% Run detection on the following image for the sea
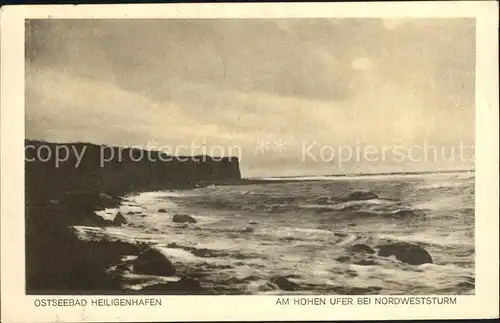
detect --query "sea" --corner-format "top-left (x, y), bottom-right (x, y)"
top-left (79, 171), bottom-right (475, 295)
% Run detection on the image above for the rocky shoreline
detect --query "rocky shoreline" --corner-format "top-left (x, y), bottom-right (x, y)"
top-left (26, 188), bottom-right (437, 295)
top-left (26, 190), bottom-right (211, 294)
top-left (25, 139), bottom-right (242, 294)
top-left (25, 140), bottom-right (439, 295)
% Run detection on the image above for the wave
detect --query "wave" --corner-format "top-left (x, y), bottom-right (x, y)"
top-left (415, 181), bottom-right (471, 190)
top-left (88, 189), bottom-right (474, 295)
top-left (334, 198), bottom-right (396, 208)
top-left (299, 196), bottom-right (425, 219)
top-left (410, 195), bottom-right (473, 213)
top-left (300, 200), bottom-right (392, 211)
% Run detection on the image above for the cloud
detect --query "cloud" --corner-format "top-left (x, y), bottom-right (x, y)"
top-left (25, 18), bottom-right (476, 176)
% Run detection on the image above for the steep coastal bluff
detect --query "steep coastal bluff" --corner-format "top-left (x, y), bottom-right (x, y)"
top-left (25, 139), bottom-right (241, 294)
top-left (25, 139), bottom-right (242, 202)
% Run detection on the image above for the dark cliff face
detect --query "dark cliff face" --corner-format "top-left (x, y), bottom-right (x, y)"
top-left (24, 139), bottom-right (241, 293)
top-left (25, 139), bottom-right (242, 202)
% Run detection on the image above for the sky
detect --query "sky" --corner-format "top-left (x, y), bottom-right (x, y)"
top-left (25, 19), bottom-right (476, 177)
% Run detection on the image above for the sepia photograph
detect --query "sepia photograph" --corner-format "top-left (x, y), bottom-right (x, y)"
top-left (23, 17), bottom-right (476, 296)
top-left (1, 2), bottom-right (498, 322)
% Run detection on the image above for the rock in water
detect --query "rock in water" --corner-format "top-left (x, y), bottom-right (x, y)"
top-left (258, 281), bottom-right (279, 292)
top-left (269, 276), bottom-right (300, 291)
top-left (377, 242), bottom-right (432, 265)
top-left (133, 248), bottom-right (176, 276)
top-left (343, 191), bottom-right (378, 201)
top-left (350, 244), bottom-right (376, 254)
top-left (99, 193), bottom-right (114, 201)
top-left (172, 214), bottom-right (197, 223)
top-left (112, 212), bottom-right (127, 225)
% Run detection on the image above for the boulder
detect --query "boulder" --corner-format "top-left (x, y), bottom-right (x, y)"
top-left (248, 220), bottom-right (258, 225)
top-left (133, 248), bottom-right (176, 276)
top-left (269, 276), bottom-right (300, 291)
top-left (112, 212), bottom-right (127, 226)
top-left (258, 281), bottom-right (280, 292)
top-left (342, 191), bottom-right (378, 201)
top-left (377, 242), bottom-right (432, 265)
top-left (99, 193), bottom-right (114, 201)
top-left (172, 214), bottom-right (197, 223)
top-left (158, 208), bottom-right (168, 213)
top-left (350, 244), bottom-right (375, 254)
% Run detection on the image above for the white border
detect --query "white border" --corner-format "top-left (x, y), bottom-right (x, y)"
top-left (1, 2), bottom-right (499, 322)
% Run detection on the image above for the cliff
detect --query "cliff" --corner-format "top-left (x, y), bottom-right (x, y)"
top-left (24, 139), bottom-right (242, 294)
top-left (25, 139), bottom-right (242, 202)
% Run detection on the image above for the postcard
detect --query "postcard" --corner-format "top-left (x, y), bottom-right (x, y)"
top-left (1, 1), bottom-right (498, 322)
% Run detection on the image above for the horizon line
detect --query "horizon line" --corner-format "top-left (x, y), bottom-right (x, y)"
top-left (246, 168), bottom-right (475, 180)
